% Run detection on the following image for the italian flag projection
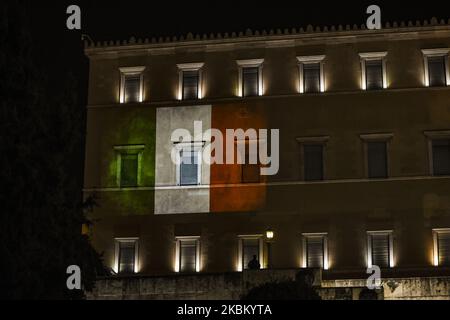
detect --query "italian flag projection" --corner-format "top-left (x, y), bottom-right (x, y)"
top-left (154, 103), bottom-right (268, 215)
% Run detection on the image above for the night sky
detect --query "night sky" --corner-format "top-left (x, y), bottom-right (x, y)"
top-left (28, 1), bottom-right (449, 107)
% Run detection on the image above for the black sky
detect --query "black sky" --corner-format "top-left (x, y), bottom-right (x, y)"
top-left (26, 1), bottom-right (450, 107)
top-left (34, 1), bottom-right (450, 41)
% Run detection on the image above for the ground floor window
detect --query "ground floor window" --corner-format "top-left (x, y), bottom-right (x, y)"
top-left (367, 231), bottom-right (394, 268)
top-left (176, 237), bottom-right (201, 273)
top-left (115, 238), bottom-right (139, 274)
top-left (302, 233), bottom-right (328, 270)
top-left (238, 236), bottom-right (263, 271)
top-left (434, 229), bottom-right (450, 266)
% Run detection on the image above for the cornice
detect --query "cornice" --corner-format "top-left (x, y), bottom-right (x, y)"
top-left (84, 17), bottom-right (450, 58)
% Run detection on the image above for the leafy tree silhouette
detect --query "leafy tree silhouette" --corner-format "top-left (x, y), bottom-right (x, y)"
top-left (0, 0), bottom-right (105, 299)
top-left (242, 270), bottom-right (322, 300)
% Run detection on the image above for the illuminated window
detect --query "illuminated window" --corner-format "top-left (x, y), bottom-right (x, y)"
top-left (297, 137), bottom-right (329, 182)
top-left (238, 236), bottom-right (263, 271)
top-left (242, 67), bottom-right (259, 97)
top-left (297, 55), bottom-right (325, 93)
top-left (422, 49), bottom-right (449, 87)
top-left (302, 233), bottom-right (328, 270)
top-left (175, 142), bottom-right (203, 186)
top-left (359, 52), bottom-right (387, 90)
top-left (115, 146), bottom-right (144, 188)
top-left (115, 238), bottom-right (139, 274)
top-left (425, 131), bottom-right (450, 176)
top-left (177, 63), bottom-right (204, 100)
top-left (237, 59), bottom-right (264, 97)
top-left (361, 134), bottom-right (393, 179)
top-left (176, 237), bottom-right (200, 273)
top-left (433, 229), bottom-right (450, 266)
top-left (119, 66), bottom-right (145, 103)
top-left (367, 231), bottom-right (394, 269)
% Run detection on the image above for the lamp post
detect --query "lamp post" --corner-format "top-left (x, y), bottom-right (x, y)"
top-left (266, 229), bottom-right (275, 269)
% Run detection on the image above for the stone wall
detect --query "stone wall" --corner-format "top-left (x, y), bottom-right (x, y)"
top-left (322, 277), bottom-right (450, 300)
top-left (88, 269), bottom-right (450, 300)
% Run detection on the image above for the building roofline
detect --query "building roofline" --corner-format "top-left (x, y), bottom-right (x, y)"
top-left (84, 17), bottom-right (450, 56)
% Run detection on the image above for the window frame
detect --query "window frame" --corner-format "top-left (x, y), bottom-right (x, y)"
top-left (175, 236), bottom-right (201, 273)
top-left (302, 233), bottom-right (329, 270)
top-left (297, 55), bottom-right (326, 93)
top-left (424, 131), bottom-right (450, 176)
top-left (174, 142), bottom-right (204, 186)
top-left (114, 145), bottom-right (145, 188)
top-left (359, 52), bottom-right (388, 90)
top-left (360, 133), bottom-right (393, 179)
top-left (433, 229), bottom-right (450, 267)
top-left (114, 238), bottom-right (139, 274)
top-left (237, 235), bottom-right (264, 272)
top-left (296, 136), bottom-right (329, 182)
top-left (236, 139), bottom-right (261, 184)
top-left (367, 230), bottom-right (394, 269)
top-left (119, 66), bottom-right (146, 104)
top-left (422, 49), bottom-right (450, 87)
top-left (177, 63), bottom-right (205, 100)
top-left (237, 59), bottom-right (264, 97)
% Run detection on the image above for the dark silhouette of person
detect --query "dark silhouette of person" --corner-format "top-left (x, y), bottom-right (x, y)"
top-left (248, 255), bottom-right (261, 270)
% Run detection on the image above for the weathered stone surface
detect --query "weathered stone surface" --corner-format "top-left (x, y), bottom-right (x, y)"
top-left (88, 270), bottom-right (450, 300)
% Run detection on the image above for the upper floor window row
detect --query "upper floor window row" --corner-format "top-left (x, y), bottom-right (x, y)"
top-left (296, 132), bottom-right (450, 182)
top-left (118, 49), bottom-right (449, 104)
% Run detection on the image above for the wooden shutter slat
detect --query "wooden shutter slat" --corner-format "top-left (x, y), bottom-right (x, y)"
top-left (242, 67), bottom-right (259, 97)
top-left (367, 142), bottom-right (388, 178)
top-left (371, 234), bottom-right (390, 268)
top-left (432, 140), bottom-right (450, 176)
top-left (307, 237), bottom-right (324, 268)
top-left (438, 233), bottom-right (450, 266)
top-left (365, 60), bottom-right (383, 90)
top-left (428, 56), bottom-right (447, 87)
top-left (124, 75), bottom-right (141, 103)
top-left (183, 71), bottom-right (199, 100)
top-left (303, 63), bottom-right (321, 93)
top-left (304, 145), bottom-right (324, 181)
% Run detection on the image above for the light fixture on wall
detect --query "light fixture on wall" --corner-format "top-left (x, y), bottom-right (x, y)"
top-left (266, 229), bottom-right (275, 269)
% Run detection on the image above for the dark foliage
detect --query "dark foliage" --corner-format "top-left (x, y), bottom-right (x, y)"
top-left (242, 270), bottom-right (322, 300)
top-left (0, 0), bottom-right (105, 299)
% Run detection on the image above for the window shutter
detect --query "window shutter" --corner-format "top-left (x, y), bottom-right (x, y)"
top-left (242, 144), bottom-right (260, 183)
top-left (242, 67), bottom-right (259, 97)
top-left (365, 59), bottom-right (383, 90)
top-left (367, 142), bottom-right (388, 178)
top-left (124, 75), bottom-right (141, 103)
top-left (371, 234), bottom-right (390, 268)
top-left (243, 239), bottom-right (260, 270)
top-left (180, 150), bottom-right (199, 186)
top-left (180, 240), bottom-right (197, 273)
top-left (119, 242), bottom-right (136, 274)
top-left (304, 145), bottom-right (324, 181)
top-left (432, 140), bottom-right (450, 176)
top-left (428, 56), bottom-right (447, 87)
top-left (242, 164), bottom-right (260, 183)
top-left (182, 70), bottom-right (199, 100)
top-left (120, 154), bottom-right (138, 187)
top-left (303, 63), bottom-right (321, 93)
top-left (306, 236), bottom-right (324, 268)
top-left (438, 233), bottom-right (450, 266)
